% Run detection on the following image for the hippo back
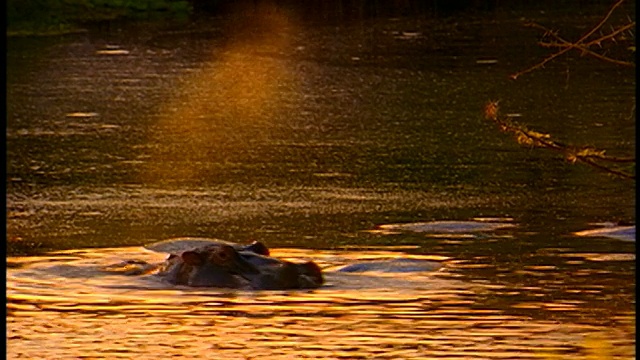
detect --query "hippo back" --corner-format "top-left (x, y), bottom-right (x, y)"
top-left (146, 238), bottom-right (323, 290)
top-left (146, 238), bottom-right (267, 264)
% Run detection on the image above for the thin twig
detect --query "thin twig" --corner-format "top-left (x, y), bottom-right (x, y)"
top-left (484, 101), bottom-right (635, 180)
top-left (538, 40), bottom-right (634, 66)
top-left (510, 47), bottom-right (570, 79)
top-left (575, 0), bottom-right (626, 44)
top-left (578, 48), bottom-right (634, 66)
top-left (511, 0), bottom-right (634, 79)
top-left (583, 22), bottom-right (635, 47)
top-left (627, 103), bottom-right (636, 121)
top-left (582, 154), bottom-right (635, 163)
top-left (579, 157), bottom-right (635, 179)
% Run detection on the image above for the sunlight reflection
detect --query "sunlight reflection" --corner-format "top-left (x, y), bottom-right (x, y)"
top-left (142, 5), bottom-right (299, 185)
top-left (8, 245), bottom-right (636, 359)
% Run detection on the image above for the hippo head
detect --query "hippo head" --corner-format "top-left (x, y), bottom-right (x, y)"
top-left (239, 255), bottom-right (325, 290)
top-left (158, 243), bottom-right (260, 288)
top-left (157, 241), bottom-right (324, 290)
top-left (260, 260), bottom-right (324, 290)
top-left (294, 261), bottom-right (324, 289)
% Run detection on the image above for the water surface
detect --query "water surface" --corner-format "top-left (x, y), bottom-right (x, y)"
top-left (6, 6), bottom-right (635, 359)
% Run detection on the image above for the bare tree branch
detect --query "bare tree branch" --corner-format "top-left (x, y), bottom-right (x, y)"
top-left (484, 101), bottom-right (635, 180)
top-left (511, 0), bottom-right (634, 79)
top-left (536, 21), bottom-right (635, 67)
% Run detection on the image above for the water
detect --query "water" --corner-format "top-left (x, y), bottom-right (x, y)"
top-left (6, 5), bottom-right (635, 359)
top-left (6, 238), bottom-right (636, 359)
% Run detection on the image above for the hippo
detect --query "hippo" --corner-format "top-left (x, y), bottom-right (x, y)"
top-left (104, 238), bottom-right (324, 290)
top-left (157, 242), bottom-right (260, 288)
top-left (157, 241), bottom-right (324, 290)
top-left (107, 238), bottom-right (441, 290)
top-left (105, 239), bottom-right (269, 277)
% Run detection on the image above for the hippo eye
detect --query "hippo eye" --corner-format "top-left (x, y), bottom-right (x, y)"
top-left (217, 250), bottom-right (229, 260)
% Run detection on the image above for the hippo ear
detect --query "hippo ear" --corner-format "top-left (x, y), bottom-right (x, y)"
top-left (246, 241), bottom-right (270, 256)
top-left (181, 251), bottom-right (204, 266)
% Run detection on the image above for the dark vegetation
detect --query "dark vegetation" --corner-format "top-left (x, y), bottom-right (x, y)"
top-left (7, 0), bottom-right (627, 36)
top-left (7, 0), bottom-right (192, 36)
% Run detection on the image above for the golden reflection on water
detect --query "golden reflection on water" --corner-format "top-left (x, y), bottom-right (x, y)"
top-left (7, 247), bottom-right (635, 359)
top-left (142, 5), bottom-right (298, 185)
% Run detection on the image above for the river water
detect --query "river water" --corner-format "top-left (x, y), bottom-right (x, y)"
top-left (6, 5), bottom-right (635, 359)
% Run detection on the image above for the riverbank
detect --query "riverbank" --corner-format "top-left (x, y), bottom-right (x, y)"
top-left (8, 0), bottom-right (628, 37)
top-left (7, 0), bottom-right (192, 37)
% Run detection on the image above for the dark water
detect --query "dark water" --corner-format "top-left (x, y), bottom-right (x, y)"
top-left (6, 6), bottom-right (635, 359)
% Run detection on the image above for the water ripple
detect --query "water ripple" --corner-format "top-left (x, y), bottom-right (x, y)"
top-left (8, 246), bottom-right (635, 359)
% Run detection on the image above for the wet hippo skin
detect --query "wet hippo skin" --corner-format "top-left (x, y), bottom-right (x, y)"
top-left (156, 241), bottom-right (324, 290)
